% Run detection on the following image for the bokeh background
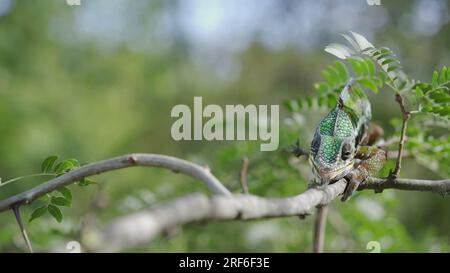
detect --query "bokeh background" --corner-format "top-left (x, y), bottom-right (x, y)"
top-left (0, 0), bottom-right (449, 252)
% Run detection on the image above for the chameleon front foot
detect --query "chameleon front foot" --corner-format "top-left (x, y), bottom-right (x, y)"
top-left (341, 172), bottom-right (362, 202)
top-left (341, 146), bottom-right (387, 201)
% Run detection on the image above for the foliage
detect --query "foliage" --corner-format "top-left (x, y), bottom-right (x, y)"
top-left (19, 155), bottom-right (94, 223)
top-left (285, 32), bottom-right (449, 178)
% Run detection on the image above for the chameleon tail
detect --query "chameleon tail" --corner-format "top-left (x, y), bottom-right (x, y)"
top-left (338, 77), bottom-right (354, 108)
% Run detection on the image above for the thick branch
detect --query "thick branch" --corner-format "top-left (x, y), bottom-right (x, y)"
top-left (94, 181), bottom-right (346, 251)
top-left (92, 177), bottom-right (449, 251)
top-left (0, 154), bottom-right (231, 213)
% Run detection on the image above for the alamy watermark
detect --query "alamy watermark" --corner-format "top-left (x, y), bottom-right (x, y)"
top-left (366, 241), bottom-right (382, 253)
top-left (366, 0), bottom-right (381, 6)
top-left (66, 0), bottom-right (81, 6)
top-left (66, 240), bottom-right (82, 253)
top-left (171, 97), bottom-right (279, 151)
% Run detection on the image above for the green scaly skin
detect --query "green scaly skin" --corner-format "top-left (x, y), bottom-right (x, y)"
top-left (309, 78), bottom-right (387, 201)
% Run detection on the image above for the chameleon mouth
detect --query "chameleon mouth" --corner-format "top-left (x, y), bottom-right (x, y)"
top-left (310, 157), bottom-right (354, 181)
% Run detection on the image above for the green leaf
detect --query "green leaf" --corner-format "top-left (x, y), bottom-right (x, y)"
top-left (79, 177), bottom-right (95, 187)
top-left (29, 206), bottom-right (47, 222)
top-left (429, 89), bottom-right (450, 103)
top-left (387, 65), bottom-right (401, 72)
top-left (359, 79), bottom-right (378, 94)
top-left (326, 94), bottom-right (337, 108)
top-left (41, 155), bottom-right (59, 173)
top-left (415, 86), bottom-right (424, 99)
top-left (439, 66), bottom-right (447, 84)
top-left (371, 49), bottom-right (381, 57)
top-left (323, 65), bottom-right (341, 86)
top-left (48, 204), bottom-right (63, 223)
top-left (447, 67), bottom-right (450, 82)
top-left (317, 95), bottom-right (326, 107)
top-left (296, 97), bottom-right (304, 109)
top-left (381, 58), bottom-right (397, 66)
top-left (314, 82), bottom-right (329, 95)
top-left (378, 47), bottom-right (392, 54)
top-left (282, 100), bottom-right (293, 112)
top-left (432, 71), bottom-right (439, 88)
top-left (306, 97), bottom-right (313, 108)
top-left (364, 59), bottom-right (376, 76)
top-left (373, 78), bottom-right (383, 87)
top-left (348, 59), bottom-right (365, 76)
top-left (377, 70), bottom-right (388, 82)
top-left (54, 160), bottom-right (75, 174)
top-left (422, 105), bottom-right (433, 112)
top-left (51, 196), bottom-right (71, 207)
top-left (334, 61), bottom-right (349, 82)
top-left (38, 193), bottom-right (50, 202)
top-left (376, 52), bottom-right (392, 61)
top-left (57, 186), bottom-right (72, 201)
top-left (65, 158), bottom-right (80, 167)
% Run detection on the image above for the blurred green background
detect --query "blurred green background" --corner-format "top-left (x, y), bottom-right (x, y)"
top-left (0, 0), bottom-right (448, 252)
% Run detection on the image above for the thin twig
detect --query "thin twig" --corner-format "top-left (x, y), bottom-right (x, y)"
top-left (240, 157), bottom-right (249, 194)
top-left (12, 206), bottom-right (33, 253)
top-left (290, 139), bottom-right (310, 158)
top-left (391, 93), bottom-right (411, 178)
top-left (313, 205), bottom-right (328, 253)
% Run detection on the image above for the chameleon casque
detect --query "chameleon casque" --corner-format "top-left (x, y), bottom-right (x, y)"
top-left (309, 78), bottom-right (387, 201)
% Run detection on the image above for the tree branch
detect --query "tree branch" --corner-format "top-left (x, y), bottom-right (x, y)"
top-left (91, 177), bottom-right (449, 251)
top-left (359, 177), bottom-right (450, 194)
top-left (313, 205), bottom-right (328, 253)
top-left (0, 153), bottom-right (231, 213)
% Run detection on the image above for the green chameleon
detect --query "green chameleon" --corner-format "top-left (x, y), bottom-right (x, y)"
top-left (299, 78), bottom-right (387, 201)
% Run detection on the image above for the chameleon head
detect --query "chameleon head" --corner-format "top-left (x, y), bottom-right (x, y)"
top-left (309, 134), bottom-right (356, 183)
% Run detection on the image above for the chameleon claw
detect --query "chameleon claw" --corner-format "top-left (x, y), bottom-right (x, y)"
top-left (341, 173), bottom-right (361, 202)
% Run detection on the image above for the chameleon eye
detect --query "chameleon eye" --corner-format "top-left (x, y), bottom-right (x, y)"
top-left (341, 143), bottom-right (352, 160)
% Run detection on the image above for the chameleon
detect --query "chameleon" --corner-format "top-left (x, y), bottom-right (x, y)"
top-left (308, 78), bottom-right (387, 201)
